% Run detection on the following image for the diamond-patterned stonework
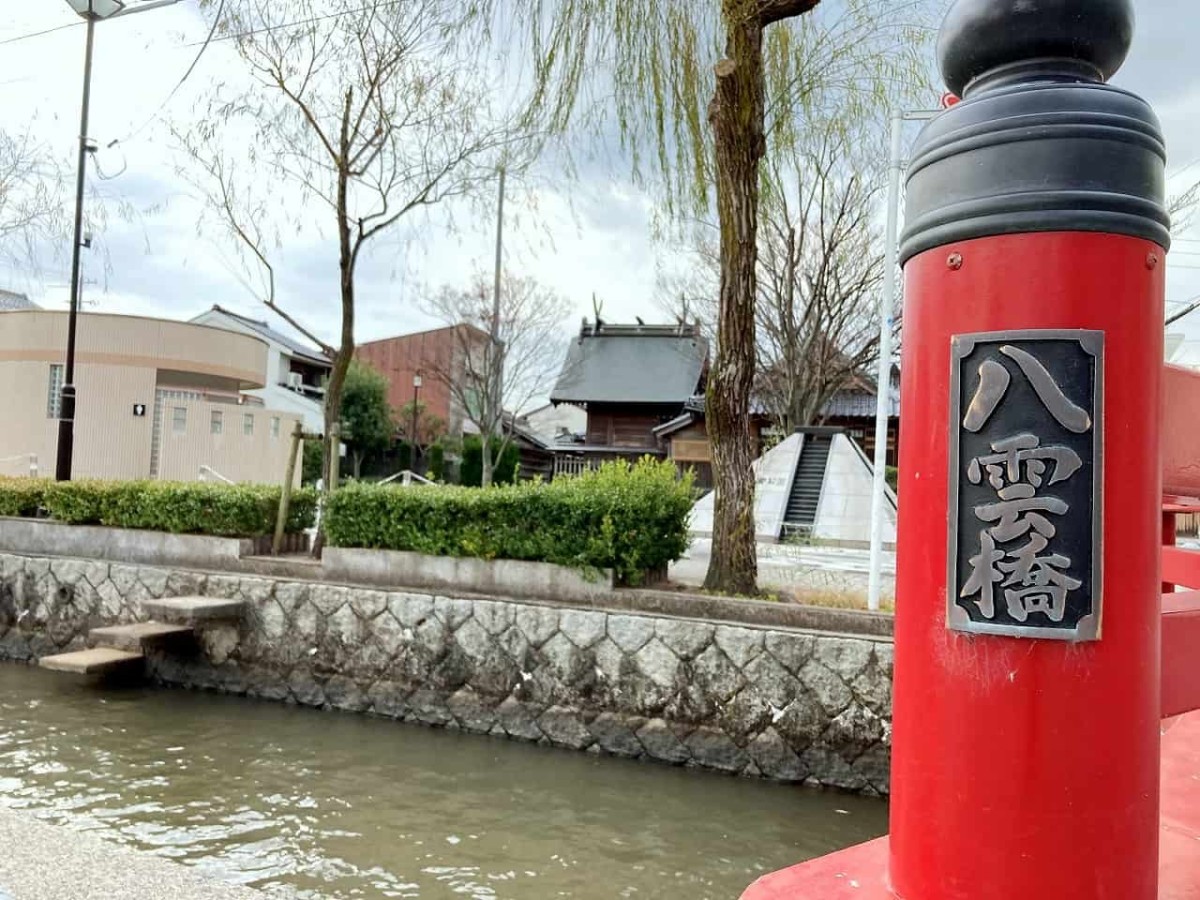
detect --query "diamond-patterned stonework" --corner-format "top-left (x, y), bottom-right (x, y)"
top-left (0, 552), bottom-right (894, 794)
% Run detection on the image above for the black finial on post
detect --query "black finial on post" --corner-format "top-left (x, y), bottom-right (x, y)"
top-left (938, 0), bottom-right (1135, 97)
top-left (899, 0), bottom-right (1168, 265)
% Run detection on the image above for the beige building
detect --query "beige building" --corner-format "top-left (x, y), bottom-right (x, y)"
top-left (0, 310), bottom-right (301, 485)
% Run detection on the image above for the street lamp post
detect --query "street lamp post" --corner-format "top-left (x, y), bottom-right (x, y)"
top-left (411, 374), bottom-right (422, 473)
top-left (55, 0), bottom-right (180, 482)
top-left (866, 107), bottom-right (943, 612)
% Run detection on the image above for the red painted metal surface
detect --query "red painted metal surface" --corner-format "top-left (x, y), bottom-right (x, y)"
top-left (1163, 591), bottom-right (1200, 719)
top-left (1159, 710), bottom-right (1200, 899)
top-left (1163, 366), bottom-right (1200, 498)
top-left (1164, 546), bottom-right (1200, 590)
top-left (741, 710), bottom-right (1200, 900)
top-left (740, 838), bottom-right (892, 900)
top-left (1164, 510), bottom-right (1178, 593)
top-left (891, 233), bottom-right (1164, 900)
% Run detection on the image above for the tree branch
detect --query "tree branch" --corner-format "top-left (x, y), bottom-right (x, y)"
top-left (758, 0), bottom-right (821, 28)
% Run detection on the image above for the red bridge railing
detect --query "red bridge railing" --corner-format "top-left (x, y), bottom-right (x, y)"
top-left (1160, 364), bottom-right (1200, 721)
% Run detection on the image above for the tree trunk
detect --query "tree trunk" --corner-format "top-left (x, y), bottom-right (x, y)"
top-left (313, 136), bottom-right (356, 556)
top-left (703, 0), bottom-right (766, 596)
top-left (481, 437), bottom-right (494, 487)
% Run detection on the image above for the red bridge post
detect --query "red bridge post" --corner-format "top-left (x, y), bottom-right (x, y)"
top-left (892, 1), bottom-right (1168, 897)
top-left (742, 1), bottom-right (1181, 898)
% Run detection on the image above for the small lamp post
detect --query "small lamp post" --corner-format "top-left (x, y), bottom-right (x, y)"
top-left (55, 0), bottom-right (180, 482)
top-left (410, 374), bottom-right (422, 473)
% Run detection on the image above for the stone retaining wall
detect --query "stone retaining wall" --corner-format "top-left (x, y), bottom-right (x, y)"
top-left (0, 552), bottom-right (893, 794)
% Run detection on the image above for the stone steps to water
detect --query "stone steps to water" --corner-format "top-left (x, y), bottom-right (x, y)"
top-left (89, 622), bottom-right (195, 652)
top-left (141, 596), bottom-right (246, 625)
top-left (37, 596), bottom-right (244, 679)
top-left (39, 647), bottom-right (145, 676)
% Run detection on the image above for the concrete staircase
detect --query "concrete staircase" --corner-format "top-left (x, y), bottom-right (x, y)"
top-left (782, 433), bottom-right (833, 538)
top-left (38, 597), bottom-right (244, 679)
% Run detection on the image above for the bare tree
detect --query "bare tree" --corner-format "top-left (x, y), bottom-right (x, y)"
top-left (754, 126), bottom-right (887, 432)
top-left (423, 271), bottom-right (570, 486)
top-left (0, 129), bottom-right (65, 270)
top-left (180, 0), bottom-right (540, 524)
top-left (661, 115), bottom-right (889, 435)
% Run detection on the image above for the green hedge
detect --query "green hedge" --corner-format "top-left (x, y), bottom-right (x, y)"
top-left (325, 457), bottom-right (693, 584)
top-left (460, 435), bottom-right (519, 486)
top-left (0, 478), bottom-right (49, 517)
top-left (0, 479), bottom-right (316, 538)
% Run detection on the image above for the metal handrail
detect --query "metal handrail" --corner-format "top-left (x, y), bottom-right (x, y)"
top-left (0, 454), bottom-right (38, 477)
top-left (198, 465), bottom-right (235, 485)
top-left (378, 469), bottom-right (436, 487)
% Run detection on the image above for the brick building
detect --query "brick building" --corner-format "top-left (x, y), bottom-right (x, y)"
top-left (356, 323), bottom-right (491, 438)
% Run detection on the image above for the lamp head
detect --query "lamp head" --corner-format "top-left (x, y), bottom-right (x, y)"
top-left (64, 0), bottom-right (127, 19)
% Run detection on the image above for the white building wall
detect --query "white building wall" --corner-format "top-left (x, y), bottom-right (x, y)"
top-left (156, 396), bottom-right (302, 486)
top-left (190, 309), bottom-right (325, 434)
top-left (688, 433), bottom-right (805, 542)
top-left (812, 434), bottom-right (897, 548)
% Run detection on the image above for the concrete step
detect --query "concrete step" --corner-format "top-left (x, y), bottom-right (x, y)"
top-left (89, 622), bottom-right (194, 652)
top-left (141, 596), bottom-right (245, 625)
top-left (39, 647), bottom-right (144, 676)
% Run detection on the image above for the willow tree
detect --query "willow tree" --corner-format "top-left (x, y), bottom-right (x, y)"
top-left (494, 0), bottom-right (932, 593)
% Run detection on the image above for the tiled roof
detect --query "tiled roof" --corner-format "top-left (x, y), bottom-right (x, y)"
top-left (0, 290), bottom-right (37, 311)
top-left (204, 305), bottom-right (331, 366)
top-left (822, 388), bottom-right (900, 418)
top-left (550, 321), bottom-right (708, 405)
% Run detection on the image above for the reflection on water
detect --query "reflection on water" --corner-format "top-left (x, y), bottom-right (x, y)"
top-left (0, 664), bottom-right (886, 899)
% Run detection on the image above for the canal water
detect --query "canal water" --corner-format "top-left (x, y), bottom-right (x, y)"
top-left (0, 664), bottom-right (886, 899)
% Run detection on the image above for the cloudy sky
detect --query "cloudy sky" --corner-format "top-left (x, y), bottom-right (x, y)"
top-left (1, 0), bottom-right (1199, 361)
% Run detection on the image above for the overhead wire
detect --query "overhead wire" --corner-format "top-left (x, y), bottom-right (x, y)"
top-left (0, 20), bottom-right (81, 47)
top-left (107, 0), bottom-right (226, 149)
top-left (181, 0), bottom-right (407, 47)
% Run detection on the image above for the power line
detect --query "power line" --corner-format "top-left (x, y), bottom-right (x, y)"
top-left (109, 0), bottom-right (226, 148)
top-left (1167, 294), bottom-right (1200, 327)
top-left (182, 0), bottom-right (406, 47)
top-left (0, 20), bottom-right (81, 47)
top-left (1170, 155), bottom-right (1200, 182)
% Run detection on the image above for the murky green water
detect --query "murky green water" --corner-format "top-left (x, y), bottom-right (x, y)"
top-left (0, 664), bottom-right (886, 899)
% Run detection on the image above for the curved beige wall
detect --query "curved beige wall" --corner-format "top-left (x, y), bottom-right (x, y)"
top-left (0, 311), bottom-right (267, 388)
top-left (0, 311), bottom-right (284, 482)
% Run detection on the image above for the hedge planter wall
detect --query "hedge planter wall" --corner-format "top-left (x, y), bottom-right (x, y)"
top-left (326, 459), bottom-right (694, 585)
top-left (0, 479), bottom-right (316, 538)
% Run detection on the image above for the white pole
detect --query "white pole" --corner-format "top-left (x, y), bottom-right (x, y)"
top-left (867, 111), bottom-right (905, 612)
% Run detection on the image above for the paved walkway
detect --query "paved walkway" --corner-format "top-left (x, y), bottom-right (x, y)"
top-left (671, 538), bottom-right (897, 599)
top-left (0, 808), bottom-right (280, 900)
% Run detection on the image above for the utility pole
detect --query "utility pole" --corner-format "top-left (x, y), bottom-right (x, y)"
top-left (490, 164), bottom-right (506, 409)
top-left (482, 164), bottom-right (507, 485)
top-left (492, 165), bottom-right (506, 336)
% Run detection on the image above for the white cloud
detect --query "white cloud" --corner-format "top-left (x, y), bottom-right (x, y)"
top-left (1, 1), bottom-right (1199, 349)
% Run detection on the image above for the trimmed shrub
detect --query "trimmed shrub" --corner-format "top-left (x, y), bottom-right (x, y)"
top-left (325, 457), bottom-right (694, 585)
top-left (40, 480), bottom-right (317, 538)
top-left (427, 443), bottom-right (446, 482)
top-left (0, 478), bottom-right (49, 518)
top-left (460, 435), bottom-right (519, 486)
top-left (302, 439), bottom-right (324, 486)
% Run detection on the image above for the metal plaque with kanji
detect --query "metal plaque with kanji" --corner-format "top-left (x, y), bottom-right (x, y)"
top-left (948, 330), bottom-right (1103, 641)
